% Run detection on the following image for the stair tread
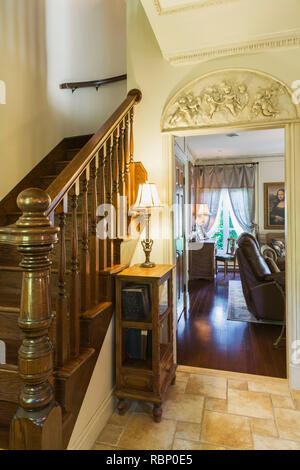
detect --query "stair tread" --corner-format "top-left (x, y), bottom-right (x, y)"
top-left (81, 301), bottom-right (112, 320)
top-left (0, 266), bottom-right (21, 272)
top-left (54, 347), bottom-right (95, 378)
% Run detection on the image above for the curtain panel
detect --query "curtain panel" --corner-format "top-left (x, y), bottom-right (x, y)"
top-left (194, 164), bottom-right (256, 234)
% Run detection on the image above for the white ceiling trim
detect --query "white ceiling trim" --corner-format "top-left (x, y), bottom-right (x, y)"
top-left (152, 0), bottom-right (240, 15)
top-left (165, 30), bottom-right (300, 65)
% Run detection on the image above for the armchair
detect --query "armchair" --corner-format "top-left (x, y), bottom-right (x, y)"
top-left (236, 233), bottom-right (285, 324)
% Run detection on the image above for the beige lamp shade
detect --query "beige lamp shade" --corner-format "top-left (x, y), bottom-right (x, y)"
top-left (133, 182), bottom-right (161, 209)
top-left (198, 203), bottom-right (210, 216)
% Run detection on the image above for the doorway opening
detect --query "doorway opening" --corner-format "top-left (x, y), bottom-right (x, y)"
top-left (174, 127), bottom-right (286, 378)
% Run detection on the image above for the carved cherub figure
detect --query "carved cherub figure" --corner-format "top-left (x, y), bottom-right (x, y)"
top-left (252, 85), bottom-right (280, 117)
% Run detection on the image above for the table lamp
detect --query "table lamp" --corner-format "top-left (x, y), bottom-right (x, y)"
top-left (133, 182), bottom-right (161, 268)
top-left (196, 203), bottom-right (211, 240)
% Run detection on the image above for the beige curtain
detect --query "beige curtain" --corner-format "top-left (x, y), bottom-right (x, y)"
top-left (195, 164), bottom-right (256, 233)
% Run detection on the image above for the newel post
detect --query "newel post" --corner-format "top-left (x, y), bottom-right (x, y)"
top-left (9, 188), bottom-right (63, 450)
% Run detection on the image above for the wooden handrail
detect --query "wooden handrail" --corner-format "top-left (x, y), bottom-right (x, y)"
top-left (60, 74), bottom-right (127, 93)
top-left (46, 89), bottom-right (142, 215)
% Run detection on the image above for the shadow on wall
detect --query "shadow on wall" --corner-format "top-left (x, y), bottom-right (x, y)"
top-left (0, 0), bottom-right (66, 200)
top-left (0, 0), bottom-right (127, 201)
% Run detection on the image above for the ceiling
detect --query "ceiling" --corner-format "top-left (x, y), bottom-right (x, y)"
top-left (185, 128), bottom-right (285, 160)
top-left (141, 0), bottom-right (300, 65)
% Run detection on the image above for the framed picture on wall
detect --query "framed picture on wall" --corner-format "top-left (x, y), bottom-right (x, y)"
top-left (264, 182), bottom-right (285, 230)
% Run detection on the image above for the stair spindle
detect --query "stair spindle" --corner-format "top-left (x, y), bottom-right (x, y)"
top-left (124, 113), bottom-right (131, 210)
top-left (129, 107), bottom-right (136, 208)
top-left (113, 128), bottom-right (120, 245)
top-left (70, 181), bottom-right (80, 358)
top-left (119, 119), bottom-right (127, 238)
top-left (106, 134), bottom-right (114, 267)
top-left (81, 167), bottom-right (91, 311)
top-left (56, 196), bottom-right (69, 366)
top-left (90, 155), bottom-right (100, 305)
top-left (98, 145), bottom-right (107, 271)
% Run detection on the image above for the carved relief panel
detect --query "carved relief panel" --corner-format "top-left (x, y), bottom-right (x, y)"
top-left (162, 70), bottom-right (299, 131)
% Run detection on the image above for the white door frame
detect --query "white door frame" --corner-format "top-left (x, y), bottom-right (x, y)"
top-left (163, 119), bottom-right (300, 387)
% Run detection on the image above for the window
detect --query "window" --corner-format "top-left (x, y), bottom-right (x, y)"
top-left (208, 189), bottom-right (243, 254)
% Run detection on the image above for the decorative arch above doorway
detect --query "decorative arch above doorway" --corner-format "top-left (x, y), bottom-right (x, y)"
top-left (161, 69), bottom-right (300, 132)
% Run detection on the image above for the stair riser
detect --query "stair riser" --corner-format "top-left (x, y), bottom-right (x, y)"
top-left (0, 311), bottom-right (21, 341)
top-left (80, 304), bottom-right (113, 350)
top-left (0, 245), bottom-right (20, 267)
top-left (0, 368), bottom-right (22, 404)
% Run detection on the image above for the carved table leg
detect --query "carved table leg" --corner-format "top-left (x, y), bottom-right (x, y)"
top-left (171, 375), bottom-right (176, 385)
top-left (117, 399), bottom-right (126, 416)
top-left (153, 403), bottom-right (162, 423)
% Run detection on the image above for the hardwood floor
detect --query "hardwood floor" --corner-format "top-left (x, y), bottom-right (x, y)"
top-left (177, 272), bottom-right (287, 378)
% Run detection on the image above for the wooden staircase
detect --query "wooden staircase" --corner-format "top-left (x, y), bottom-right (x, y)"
top-left (0, 89), bottom-right (147, 449)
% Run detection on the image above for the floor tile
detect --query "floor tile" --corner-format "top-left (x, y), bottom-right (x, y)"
top-left (175, 421), bottom-right (201, 441)
top-left (248, 380), bottom-right (290, 396)
top-left (253, 434), bottom-right (300, 450)
top-left (134, 401), bottom-right (153, 415)
top-left (118, 414), bottom-right (176, 450)
top-left (176, 371), bottom-right (190, 383)
top-left (271, 394), bottom-right (295, 410)
top-left (228, 379), bottom-right (248, 391)
top-left (167, 380), bottom-right (186, 394)
top-left (173, 438), bottom-right (226, 450)
top-left (93, 444), bottom-right (124, 451)
top-left (227, 388), bottom-right (273, 419)
top-left (108, 402), bottom-right (135, 426)
top-left (186, 374), bottom-right (227, 399)
top-left (275, 408), bottom-right (300, 441)
top-left (250, 418), bottom-right (277, 437)
top-left (96, 424), bottom-right (124, 446)
top-left (163, 392), bottom-right (204, 423)
top-left (205, 397), bottom-right (227, 413)
top-left (201, 410), bottom-right (253, 450)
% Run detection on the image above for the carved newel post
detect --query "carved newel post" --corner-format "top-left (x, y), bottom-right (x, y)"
top-left (9, 188), bottom-right (63, 450)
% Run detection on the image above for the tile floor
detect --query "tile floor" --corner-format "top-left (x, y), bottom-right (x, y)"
top-left (93, 366), bottom-right (300, 451)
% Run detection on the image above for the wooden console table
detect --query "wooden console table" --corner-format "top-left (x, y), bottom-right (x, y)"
top-left (188, 240), bottom-right (216, 281)
top-left (115, 264), bottom-right (177, 422)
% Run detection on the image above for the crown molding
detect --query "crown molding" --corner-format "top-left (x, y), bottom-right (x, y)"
top-left (153, 0), bottom-right (240, 15)
top-left (165, 32), bottom-right (300, 65)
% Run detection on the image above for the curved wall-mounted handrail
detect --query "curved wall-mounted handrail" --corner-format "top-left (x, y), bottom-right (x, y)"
top-left (60, 74), bottom-right (127, 93)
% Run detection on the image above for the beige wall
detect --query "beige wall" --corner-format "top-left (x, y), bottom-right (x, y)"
top-left (0, 0), bottom-right (126, 200)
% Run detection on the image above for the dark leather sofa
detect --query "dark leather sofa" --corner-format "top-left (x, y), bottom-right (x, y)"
top-left (236, 233), bottom-right (285, 322)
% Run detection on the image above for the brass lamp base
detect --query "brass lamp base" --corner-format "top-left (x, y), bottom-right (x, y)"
top-left (140, 261), bottom-right (156, 268)
top-left (140, 238), bottom-right (155, 268)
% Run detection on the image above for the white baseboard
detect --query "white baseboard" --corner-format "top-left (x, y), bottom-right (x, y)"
top-left (68, 388), bottom-right (117, 450)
